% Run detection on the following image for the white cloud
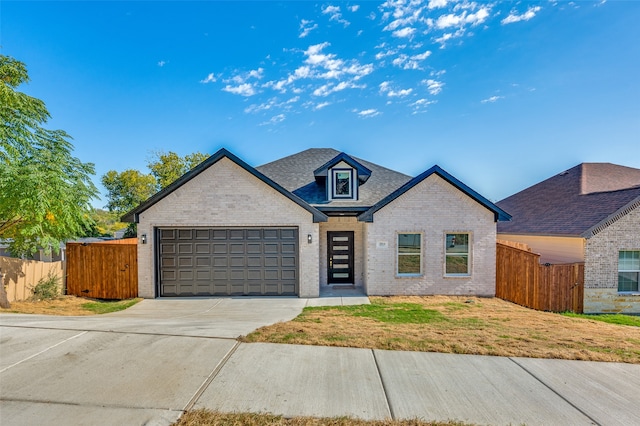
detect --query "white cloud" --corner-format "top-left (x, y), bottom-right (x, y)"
top-left (354, 108), bottom-right (381, 118)
top-left (314, 101), bottom-right (331, 110)
top-left (322, 4), bottom-right (350, 26)
top-left (501, 6), bottom-right (542, 25)
top-left (349, 5), bottom-right (360, 12)
top-left (393, 27), bottom-right (416, 38)
top-left (481, 95), bottom-right (504, 103)
top-left (423, 79), bottom-right (445, 95)
top-left (259, 114), bottom-right (286, 126)
top-left (157, 60), bottom-right (166, 67)
top-left (435, 7), bottom-right (490, 29)
top-left (299, 19), bottom-right (318, 38)
top-left (411, 50), bottom-right (432, 60)
top-left (200, 73), bottom-right (216, 84)
top-left (223, 83), bottom-right (256, 96)
top-left (391, 51), bottom-right (431, 70)
top-left (313, 81), bottom-right (365, 97)
top-left (428, 0), bottom-right (449, 9)
top-left (380, 81), bottom-right (413, 97)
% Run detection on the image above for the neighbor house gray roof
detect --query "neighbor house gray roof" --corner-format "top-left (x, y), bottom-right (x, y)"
top-left (256, 148), bottom-right (413, 210)
top-left (497, 163), bottom-right (640, 238)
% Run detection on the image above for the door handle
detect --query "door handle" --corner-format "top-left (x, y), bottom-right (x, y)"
top-left (329, 258), bottom-right (333, 268)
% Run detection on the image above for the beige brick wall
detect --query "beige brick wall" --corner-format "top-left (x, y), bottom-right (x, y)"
top-left (584, 207), bottom-right (640, 313)
top-left (365, 174), bottom-right (497, 296)
top-left (136, 157), bottom-right (320, 298)
top-left (319, 217), bottom-right (365, 287)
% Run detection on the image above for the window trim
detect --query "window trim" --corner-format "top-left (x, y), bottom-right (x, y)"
top-left (331, 168), bottom-right (354, 199)
top-left (618, 250), bottom-right (640, 294)
top-left (397, 232), bottom-right (423, 276)
top-left (444, 232), bottom-right (471, 277)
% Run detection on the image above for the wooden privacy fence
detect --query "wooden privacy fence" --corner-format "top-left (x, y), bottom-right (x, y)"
top-left (66, 239), bottom-right (138, 299)
top-left (496, 242), bottom-right (584, 313)
top-left (0, 257), bottom-right (64, 302)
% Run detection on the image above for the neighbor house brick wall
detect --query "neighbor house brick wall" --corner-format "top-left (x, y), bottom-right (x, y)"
top-left (136, 157), bottom-right (319, 298)
top-left (365, 174), bottom-right (497, 296)
top-left (319, 217), bottom-right (365, 287)
top-left (584, 206), bottom-right (640, 314)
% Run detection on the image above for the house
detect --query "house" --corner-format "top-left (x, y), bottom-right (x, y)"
top-left (123, 148), bottom-right (510, 299)
top-left (497, 163), bottom-right (640, 314)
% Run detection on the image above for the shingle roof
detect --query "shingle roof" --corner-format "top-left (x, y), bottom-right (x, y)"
top-left (497, 163), bottom-right (640, 237)
top-left (122, 148), bottom-right (328, 223)
top-left (256, 148), bottom-right (412, 207)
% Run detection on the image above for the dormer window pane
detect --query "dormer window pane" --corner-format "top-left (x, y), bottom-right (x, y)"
top-left (333, 170), bottom-right (352, 198)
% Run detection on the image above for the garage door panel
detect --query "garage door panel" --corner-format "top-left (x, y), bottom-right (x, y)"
top-left (159, 227), bottom-right (298, 297)
top-left (247, 257), bottom-right (261, 267)
top-left (230, 257), bottom-right (244, 267)
top-left (213, 244), bottom-right (227, 254)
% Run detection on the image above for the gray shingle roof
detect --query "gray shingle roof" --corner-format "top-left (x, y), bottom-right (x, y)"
top-left (256, 148), bottom-right (412, 207)
top-left (497, 163), bottom-right (640, 237)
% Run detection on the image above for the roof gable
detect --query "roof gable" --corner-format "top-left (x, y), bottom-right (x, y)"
top-left (358, 165), bottom-right (511, 223)
top-left (256, 148), bottom-right (412, 210)
top-left (313, 152), bottom-right (372, 184)
top-left (122, 148), bottom-right (328, 223)
top-left (497, 163), bottom-right (640, 237)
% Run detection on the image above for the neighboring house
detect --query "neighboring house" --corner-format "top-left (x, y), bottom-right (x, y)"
top-left (0, 241), bottom-right (65, 262)
top-left (123, 148), bottom-right (510, 299)
top-left (497, 163), bottom-right (640, 314)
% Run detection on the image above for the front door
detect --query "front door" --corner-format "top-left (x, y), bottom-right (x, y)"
top-left (327, 231), bottom-right (354, 284)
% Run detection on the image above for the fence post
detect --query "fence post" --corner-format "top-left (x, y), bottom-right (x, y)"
top-left (0, 268), bottom-right (9, 308)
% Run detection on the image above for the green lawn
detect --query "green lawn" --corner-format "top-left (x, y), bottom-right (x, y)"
top-left (562, 312), bottom-right (640, 327)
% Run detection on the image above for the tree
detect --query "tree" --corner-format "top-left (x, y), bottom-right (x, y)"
top-left (148, 150), bottom-right (208, 190)
top-left (101, 170), bottom-right (156, 215)
top-left (0, 55), bottom-right (98, 256)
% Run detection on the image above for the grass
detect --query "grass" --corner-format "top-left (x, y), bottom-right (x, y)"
top-left (81, 298), bottom-right (141, 314)
top-left (243, 296), bottom-right (640, 364)
top-left (562, 312), bottom-right (640, 327)
top-left (0, 296), bottom-right (141, 316)
top-left (173, 410), bottom-right (471, 426)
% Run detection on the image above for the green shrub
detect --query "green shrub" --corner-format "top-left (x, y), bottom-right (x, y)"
top-left (30, 272), bottom-right (60, 301)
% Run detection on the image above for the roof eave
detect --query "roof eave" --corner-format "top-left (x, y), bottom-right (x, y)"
top-left (580, 196), bottom-right (640, 238)
top-left (122, 148), bottom-right (328, 224)
top-left (358, 165), bottom-right (511, 223)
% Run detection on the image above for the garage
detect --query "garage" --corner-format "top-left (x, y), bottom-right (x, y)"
top-left (158, 227), bottom-right (298, 297)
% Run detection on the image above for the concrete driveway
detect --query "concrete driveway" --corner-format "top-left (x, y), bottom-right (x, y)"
top-left (1, 297), bottom-right (639, 426)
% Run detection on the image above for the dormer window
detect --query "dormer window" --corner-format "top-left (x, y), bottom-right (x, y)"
top-left (313, 152), bottom-right (372, 202)
top-left (333, 169), bottom-right (353, 198)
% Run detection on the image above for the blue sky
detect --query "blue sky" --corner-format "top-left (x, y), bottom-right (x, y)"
top-left (3, 1), bottom-right (639, 207)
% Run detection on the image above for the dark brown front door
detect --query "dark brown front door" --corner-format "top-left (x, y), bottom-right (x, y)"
top-left (327, 231), bottom-right (354, 284)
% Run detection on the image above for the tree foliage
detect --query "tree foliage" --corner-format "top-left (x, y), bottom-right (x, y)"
top-left (0, 55), bottom-right (98, 256)
top-left (101, 170), bottom-right (157, 215)
top-left (147, 150), bottom-right (208, 190)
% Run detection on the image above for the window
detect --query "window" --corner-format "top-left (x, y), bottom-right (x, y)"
top-left (332, 169), bottom-right (352, 198)
top-left (618, 251), bottom-right (640, 292)
top-left (398, 233), bottom-right (421, 275)
top-left (445, 233), bottom-right (470, 275)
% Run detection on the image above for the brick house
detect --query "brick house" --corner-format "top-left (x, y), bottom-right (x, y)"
top-left (497, 163), bottom-right (640, 313)
top-left (123, 148), bottom-right (510, 298)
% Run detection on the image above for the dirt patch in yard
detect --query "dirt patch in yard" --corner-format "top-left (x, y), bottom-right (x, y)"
top-left (0, 296), bottom-right (140, 316)
top-left (243, 296), bottom-right (640, 364)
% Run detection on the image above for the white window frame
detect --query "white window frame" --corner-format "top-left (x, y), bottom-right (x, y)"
top-left (397, 233), bottom-right (422, 276)
top-left (331, 168), bottom-right (354, 199)
top-left (618, 250), bottom-right (640, 293)
top-left (444, 232), bottom-right (471, 276)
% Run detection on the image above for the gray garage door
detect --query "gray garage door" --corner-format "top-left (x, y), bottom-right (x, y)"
top-left (158, 227), bottom-right (298, 297)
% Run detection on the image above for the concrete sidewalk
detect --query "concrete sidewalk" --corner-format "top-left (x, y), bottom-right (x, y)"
top-left (1, 298), bottom-right (639, 425)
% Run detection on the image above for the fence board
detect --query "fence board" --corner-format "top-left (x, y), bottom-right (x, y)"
top-left (496, 243), bottom-right (584, 313)
top-left (0, 257), bottom-right (64, 302)
top-left (66, 239), bottom-right (137, 299)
